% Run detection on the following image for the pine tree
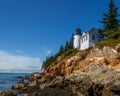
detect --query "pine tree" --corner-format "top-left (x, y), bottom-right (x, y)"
top-left (59, 44), bottom-right (64, 53)
top-left (98, 28), bottom-right (106, 40)
top-left (65, 41), bottom-right (69, 51)
top-left (100, 0), bottom-right (120, 34)
top-left (68, 33), bottom-right (74, 49)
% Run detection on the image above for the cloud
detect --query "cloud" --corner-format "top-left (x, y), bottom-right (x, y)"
top-left (0, 50), bottom-right (41, 73)
top-left (15, 50), bottom-right (24, 54)
top-left (41, 46), bottom-right (53, 56)
top-left (46, 50), bottom-right (52, 55)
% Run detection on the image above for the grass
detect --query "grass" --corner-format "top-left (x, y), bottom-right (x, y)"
top-left (96, 30), bottom-right (120, 48)
top-left (61, 48), bottom-right (79, 59)
top-left (96, 38), bottom-right (120, 48)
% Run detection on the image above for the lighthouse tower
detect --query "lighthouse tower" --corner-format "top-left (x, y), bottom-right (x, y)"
top-left (73, 28), bottom-right (82, 49)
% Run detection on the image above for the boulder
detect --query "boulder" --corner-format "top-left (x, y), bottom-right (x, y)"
top-left (115, 43), bottom-right (120, 53)
top-left (28, 80), bottom-right (37, 87)
top-left (12, 83), bottom-right (25, 89)
top-left (37, 87), bottom-right (76, 96)
top-left (0, 90), bottom-right (17, 96)
top-left (88, 65), bottom-right (116, 84)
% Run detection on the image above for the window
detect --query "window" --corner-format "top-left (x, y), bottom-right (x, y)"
top-left (92, 35), bottom-right (95, 40)
top-left (86, 36), bottom-right (87, 40)
top-left (81, 38), bottom-right (83, 43)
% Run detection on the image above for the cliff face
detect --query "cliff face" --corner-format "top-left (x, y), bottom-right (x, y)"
top-left (44, 44), bottom-right (120, 77)
top-left (12, 44), bottom-right (120, 96)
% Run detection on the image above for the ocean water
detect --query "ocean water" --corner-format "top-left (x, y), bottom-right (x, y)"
top-left (0, 73), bottom-right (30, 91)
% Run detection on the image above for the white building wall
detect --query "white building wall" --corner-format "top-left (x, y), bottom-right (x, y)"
top-left (80, 34), bottom-right (89, 50)
top-left (73, 35), bottom-right (80, 49)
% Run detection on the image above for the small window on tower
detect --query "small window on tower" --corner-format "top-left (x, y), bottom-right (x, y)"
top-left (81, 38), bottom-right (83, 43)
top-left (86, 36), bottom-right (87, 40)
top-left (92, 35), bottom-right (95, 40)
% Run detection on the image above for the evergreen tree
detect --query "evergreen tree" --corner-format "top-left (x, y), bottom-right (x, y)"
top-left (98, 28), bottom-right (106, 40)
top-left (68, 33), bottom-right (74, 49)
top-left (100, 0), bottom-right (120, 34)
top-left (65, 41), bottom-right (69, 51)
top-left (59, 44), bottom-right (64, 53)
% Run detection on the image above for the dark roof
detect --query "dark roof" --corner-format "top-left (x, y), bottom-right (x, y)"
top-left (88, 27), bottom-right (96, 33)
top-left (75, 27), bottom-right (82, 35)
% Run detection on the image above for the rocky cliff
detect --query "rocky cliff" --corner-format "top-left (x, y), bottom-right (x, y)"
top-left (10, 44), bottom-right (120, 96)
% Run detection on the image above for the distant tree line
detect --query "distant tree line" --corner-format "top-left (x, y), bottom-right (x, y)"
top-left (41, 33), bottom-right (74, 70)
top-left (59, 33), bottom-right (74, 53)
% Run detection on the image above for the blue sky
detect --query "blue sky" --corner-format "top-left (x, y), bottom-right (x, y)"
top-left (0, 0), bottom-right (120, 73)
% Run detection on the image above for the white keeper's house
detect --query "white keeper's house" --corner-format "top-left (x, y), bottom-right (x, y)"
top-left (73, 27), bottom-right (99, 50)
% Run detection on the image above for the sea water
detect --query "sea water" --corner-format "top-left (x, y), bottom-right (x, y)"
top-left (0, 73), bottom-right (30, 91)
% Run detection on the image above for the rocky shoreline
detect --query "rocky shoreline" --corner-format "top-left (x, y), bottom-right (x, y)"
top-left (1, 44), bottom-right (120, 96)
top-left (11, 65), bottom-right (120, 96)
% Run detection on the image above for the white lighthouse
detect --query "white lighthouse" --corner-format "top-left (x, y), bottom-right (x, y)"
top-left (73, 27), bottom-right (99, 50)
top-left (73, 28), bottom-right (82, 49)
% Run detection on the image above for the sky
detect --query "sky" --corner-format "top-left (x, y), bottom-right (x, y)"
top-left (0, 0), bottom-right (120, 73)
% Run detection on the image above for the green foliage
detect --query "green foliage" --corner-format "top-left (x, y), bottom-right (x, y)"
top-left (42, 56), bottom-right (56, 70)
top-left (98, 28), bottom-right (106, 40)
top-left (59, 44), bottom-right (64, 53)
top-left (68, 33), bottom-right (74, 49)
top-left (100, 0), bottom-right (120, 36)
top-left (65, 41), bottom-right (69, 51)
top-left (59, 33), bottom-right (74, 54)
top-left (100, 0), bottom-right (120, 38)
top-left (41, 48), bottom-right (79, 70)
top-left (41, 33), bottom-right (75, 70)
top-left (108, 29), bottom-right (120, 39)
top-left (96, 29), bottom-right (120, 48)
top-left (96, 38), bottom-right (120, 48)
top-left (62, 48), bottom-right (78, 59)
